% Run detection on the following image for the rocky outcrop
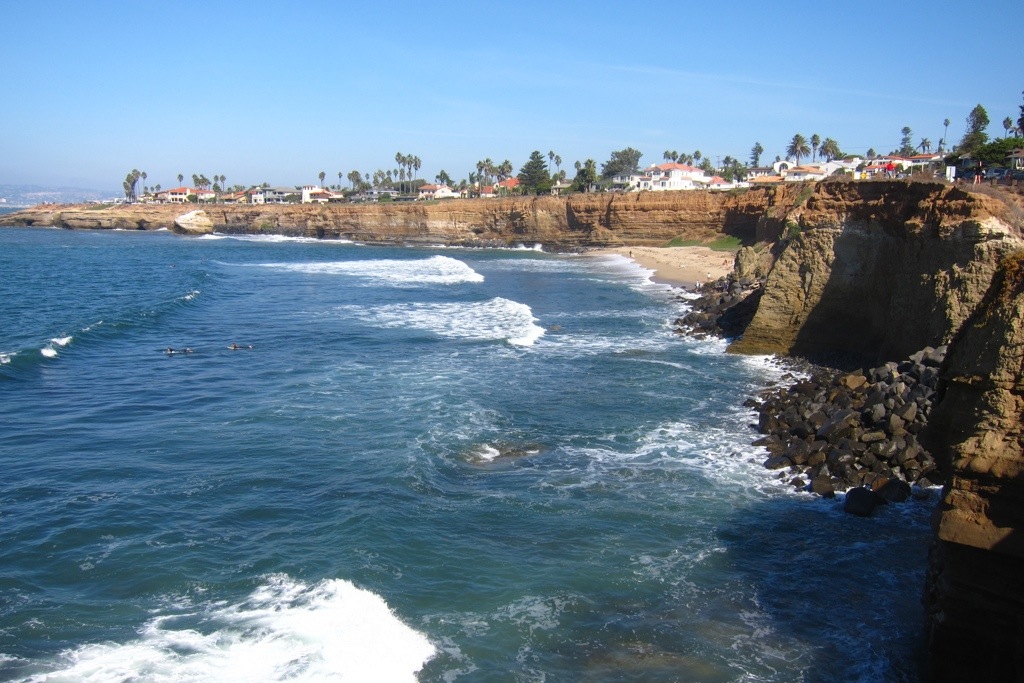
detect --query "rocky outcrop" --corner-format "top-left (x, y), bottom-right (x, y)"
top-left (746, 348), bottom-right (946, 499)
top-left (0, 187), bottom-right (803, 249)
top-left (727, 181), bottom-right (1022, 365)
top-left (173, 210), bottom-right (214, 234)
top-left (921, 251), bottom-right (1024, 681)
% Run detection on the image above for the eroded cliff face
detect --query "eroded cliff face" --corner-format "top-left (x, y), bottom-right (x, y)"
top-left (921, 251), bottom-right (1024, 681)
top-left (728, 181), bottom-right (1022, 365)
top-left (0, 188), bottom-right (801, 248)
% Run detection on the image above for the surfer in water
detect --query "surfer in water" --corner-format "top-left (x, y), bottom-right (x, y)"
top-left (229, 343), bottom-right (253, 350)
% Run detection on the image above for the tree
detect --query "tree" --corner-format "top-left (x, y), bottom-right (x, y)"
top-left (141, 171), bottom-right (148, 195)
top-left (819, 138), bottom-right (842, 161)
top-left (867, 148), bottom-right (876, 159)
top-left (786, 134), bottom-right (810, 165)
top-left (436, 169), bottom-right (453, 186)
top-left (958, 104), bottom-right (990, 154)
top-left (1018, 90), bottom-right (1024, 135)
top-left (749, 142), bottom-right (764, 167)
top-left (693, 150), bottom-right (702, 164)
top-left (177, 173), bottom-right (184, 187)
top-left (1004, 117), bottom-right (1014, 138)
top-left (517, 150), bottom-right (551, 195)
top-left (571, 159), bottom-right (598, 192)
top-left (318, 171), bottom-right (326, 187)
top-left (663, 150), bottom-right (679, 162)
top-left (897, 126), bottom-right (915, 156)
top-left (347, 170), bottom-right (362, 190)
top-left (811, 134), bottom-right (821, 163)
top-left (600, 147), bottom-right (643, 178)
top-left (918, 138), bottom-right (932, 153)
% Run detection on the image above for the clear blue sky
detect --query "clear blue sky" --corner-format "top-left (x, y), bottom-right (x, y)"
top-left (1, 1), bottom-right (1021, 191)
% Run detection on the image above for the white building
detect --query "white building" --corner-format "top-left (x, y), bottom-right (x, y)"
top-left (417, 184), bottom-right (459, 200)
top-left (615, 163), bottom-right (713, 191)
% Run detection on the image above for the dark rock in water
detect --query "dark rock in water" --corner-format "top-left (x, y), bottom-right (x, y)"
top-left (763, 454), bottom-right (792, 470)
top-left (810, 476), bottom-right (836, 498)
top-left (876, 478), bottom-right (912, 503)
top-left (844, 487), bottom-right (881, 516)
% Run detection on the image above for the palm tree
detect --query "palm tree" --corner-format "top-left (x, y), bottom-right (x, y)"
top-left (140, 171), bottom-right (148, 196)
top-left (318, 171), bottom-right (326, 187)
top-left (918, 138), bottom-right (932, 153)
top-left (786, 134), bottom-right (810, 165)
top-left (810, 134), bottom-right (820, 163)
top-left (338, 172), bottom-right (343, 189)
top-left (819, 138), bottom-right (841, 162)
top-left (1004, 117), bottom-right (1014, 138)
top-left (177, 173), bottom-right (184, 187)
top-left (693, 150), bottom-right (702, 164)
top-left (942, 118), bottom-right (950, 151)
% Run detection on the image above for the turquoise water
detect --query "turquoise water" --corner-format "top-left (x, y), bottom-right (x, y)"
top-left (0, 226), bottom-right (930, 681)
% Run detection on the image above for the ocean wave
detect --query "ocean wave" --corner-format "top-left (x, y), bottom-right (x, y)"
top-left (17, 575), bottom-right (434, 683)
top-left (207, 233), bottom-right (354, 245)
top-left (341, 297), bottom-right (545, 346)
top-left (249, 255), bottom-right (484, 286)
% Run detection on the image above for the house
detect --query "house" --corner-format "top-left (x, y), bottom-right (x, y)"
top-left (784, 165), bottom-right (828, 182)
top-left (615, 163), bottom-right (713, 191)
top-left (495, 178), bottom-right (520, 195)
top-left (703, 176), bottom-right (735, 190)
top-left (301, 185), bottom-right (333, 203)
top-left (417, 184), bottom-right (459, 200)
top-left (1008, 148), bottom-right (1024, 170)
top-left (748, 175), bottom-right (785, 185)
top-left (550, 180), bottom-right (573, 196)
top-left (746, 167), bottom-right (776, 180)
top-left (249, 187), bottom-right (295, 204)
top-left (356, 187), bottom-right (401, 202)
top-left (157, 187), bottom-right (215, 203)
top-left (477, 185), bottom-right (495, 198)
top-left (219, 191), bottom-right (247, 204)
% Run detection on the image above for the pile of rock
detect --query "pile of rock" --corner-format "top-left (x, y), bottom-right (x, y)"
top-left (672, 275), bottom-right (764, 339)
top-left (746, 346), bottom-right (948, 515)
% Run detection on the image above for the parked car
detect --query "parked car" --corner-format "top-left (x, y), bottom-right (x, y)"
top-left (985, 167), bottom-right (1007, 180)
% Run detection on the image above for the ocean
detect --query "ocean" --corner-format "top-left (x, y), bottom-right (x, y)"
top-left (0, 225), bottom-right (931, 682)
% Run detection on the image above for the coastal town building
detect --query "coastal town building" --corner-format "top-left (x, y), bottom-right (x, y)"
top-left (249, 187), bottom-right (295, 204)
top-left (301, 185), bottom-right (345, 203)
top-left (155, 187), bottom-right (215, 203)
top-left (417, 184), bottom-right (459, 200)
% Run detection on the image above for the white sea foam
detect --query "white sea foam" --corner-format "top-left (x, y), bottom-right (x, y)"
top-left (23, 575), bottom-right (434, 683)
top-left (39, 347), bottom-right (57, 358)
top-left (0, 352), bottom-right (11, 365)
top-left (212, 233), bottom-right (354, 245)
top-left (254, 255), bottom-right (483, 286)
top-left (51, 336), bottom-right (72, 347)
top-left (343, 297), bottom-right (545, 346)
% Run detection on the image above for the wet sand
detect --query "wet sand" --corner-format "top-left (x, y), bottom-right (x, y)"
top-left (590, 246), bottom-right (735, 289)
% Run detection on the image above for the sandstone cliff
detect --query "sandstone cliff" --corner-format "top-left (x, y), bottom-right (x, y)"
top-left (921, 251), bottom-right (1024, 681)
top-left (728, 181), bottom-right (1022, 365)
top-left (0, 188), bottom-right (802, 248)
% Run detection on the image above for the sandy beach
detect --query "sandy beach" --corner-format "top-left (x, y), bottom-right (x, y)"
top-left (591, 246), bottom-right (736, 289)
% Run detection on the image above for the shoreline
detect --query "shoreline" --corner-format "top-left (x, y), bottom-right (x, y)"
top-left (589, 245), bottom-right (736, 289)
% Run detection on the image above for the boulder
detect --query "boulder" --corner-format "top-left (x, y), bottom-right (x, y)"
top-left (173, 210), bottom-right (215, 235)
top-left (844, 487), bottom-right (881, 517)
